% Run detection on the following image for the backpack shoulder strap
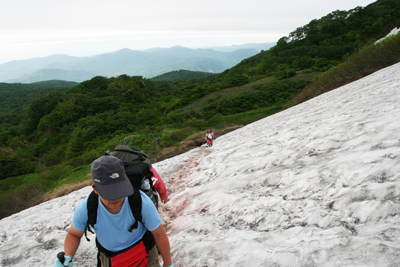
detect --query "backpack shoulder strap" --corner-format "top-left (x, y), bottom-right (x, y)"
top-left (127, 188), bottom-right (156, 251)
top-left (85, 190), bottom-right (99, 241)
top-left (128, 187), bottom-right (143, 232)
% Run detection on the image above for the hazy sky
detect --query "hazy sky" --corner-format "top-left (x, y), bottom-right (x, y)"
top-left (1, 0), bottom-right (375, 64)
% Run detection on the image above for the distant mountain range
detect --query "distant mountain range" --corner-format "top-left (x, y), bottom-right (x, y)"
top-left (0, 43), bottom-right (275, 83)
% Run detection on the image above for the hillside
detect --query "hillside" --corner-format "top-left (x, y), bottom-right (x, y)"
top-left (0, 0), bottom-right (399, 219)
top-left (223, 0), bottom-right (400, 81)
top-left (1, 61), bottom-right (399, 267)
top-left (0, 81), bottom-right (77, 127)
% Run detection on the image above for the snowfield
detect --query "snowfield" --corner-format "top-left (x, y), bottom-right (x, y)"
top-left (1, 62), bottom-right (400, 266)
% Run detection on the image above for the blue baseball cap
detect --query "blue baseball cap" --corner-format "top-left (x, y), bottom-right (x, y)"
top-left (91, 156), bottom-right (133, 200)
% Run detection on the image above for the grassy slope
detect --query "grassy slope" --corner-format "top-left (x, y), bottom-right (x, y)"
top-left (180, 72), bottom-right (320, 114)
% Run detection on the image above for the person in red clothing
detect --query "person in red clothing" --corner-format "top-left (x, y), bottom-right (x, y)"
top-left (205, 129), bottom-right (215, 147)
top-left (151, 167), bottom-right (169, 204)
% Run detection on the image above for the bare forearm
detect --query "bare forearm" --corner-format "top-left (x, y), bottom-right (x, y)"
top-left (152, 225), bottom-right (172, 266)
top-left (63, 225), bottom-right (84, 257)
top-left (155, 234), bottom-right (172, 266)
top-left (64, 232), bottom-right (81, 257)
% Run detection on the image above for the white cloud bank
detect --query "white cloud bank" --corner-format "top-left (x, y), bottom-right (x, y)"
top-left (1, 62), bottom-right (399, 266)
top-left (0, 0), bottom-right (375, 63)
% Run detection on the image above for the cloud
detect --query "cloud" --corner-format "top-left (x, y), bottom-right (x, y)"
top-left (0, 0), bottom-right (375, 63)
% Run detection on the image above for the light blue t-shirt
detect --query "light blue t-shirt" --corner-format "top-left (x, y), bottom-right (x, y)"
top-left (73, 190), bottom-right (162, 252)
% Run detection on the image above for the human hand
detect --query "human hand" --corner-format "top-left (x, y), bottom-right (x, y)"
top-left (54, 252), bottom-right (73, 267)
top-left (161, 198), bottom-right (169, 204)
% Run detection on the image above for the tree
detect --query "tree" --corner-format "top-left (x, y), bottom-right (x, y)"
top-left (26, 91), bottom-right (65, 131)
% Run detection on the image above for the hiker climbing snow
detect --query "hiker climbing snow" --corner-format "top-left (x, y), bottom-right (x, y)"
top-left (205, 129), bottom-right (215, 147)
top-left (54, 156), bottom-right (173, 267)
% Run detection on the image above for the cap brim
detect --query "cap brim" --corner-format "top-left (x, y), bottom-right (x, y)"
top-left (95, 178), bottom-right (134, 201)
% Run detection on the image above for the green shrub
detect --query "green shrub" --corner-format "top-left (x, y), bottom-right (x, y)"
top-left (0, 154), bottom-right (35, 180)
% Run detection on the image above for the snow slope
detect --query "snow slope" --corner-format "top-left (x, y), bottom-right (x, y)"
top-left (1, 62), bottom-right (400, 267)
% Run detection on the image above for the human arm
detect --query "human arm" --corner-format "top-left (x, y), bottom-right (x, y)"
top-left (54, 224), bottom-right (84, 266)
top-left (141, 191), bottom-right (171, 265)
top-left (151, 224), bottom-right (172, 267)
top-left (151, 167), bottom-right (169, 202)
top-left (64, 224), bottom-right (84, 257)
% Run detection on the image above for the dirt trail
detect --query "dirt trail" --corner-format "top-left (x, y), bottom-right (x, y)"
top-left (158, 146), bottom-right (213, 233)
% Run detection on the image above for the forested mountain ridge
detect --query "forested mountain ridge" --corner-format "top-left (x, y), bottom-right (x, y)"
top-left (0, 81), bottom-right (78, 126)
top-left (0, 0), bottom-right (399, 218)
top-left (151, 70), bottom-right (215, 82)
top-left (223, 0), bottom-right (400, 80)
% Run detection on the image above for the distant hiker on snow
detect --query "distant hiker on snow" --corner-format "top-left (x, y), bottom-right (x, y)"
top-left (205, 129), bottom-right (215, 147)
top-left (54, 156), bottom-right (172, 267)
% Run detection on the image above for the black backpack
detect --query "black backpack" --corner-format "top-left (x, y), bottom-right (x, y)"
top-left (109, 145), bottom-right (159, 207)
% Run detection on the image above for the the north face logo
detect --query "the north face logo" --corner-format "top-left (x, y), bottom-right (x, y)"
top-left (110, 173), bottom-right (119, 179)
